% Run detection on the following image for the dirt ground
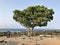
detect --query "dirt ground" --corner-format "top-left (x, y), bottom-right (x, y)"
top-left (0, 35), bottom-right (60, 45)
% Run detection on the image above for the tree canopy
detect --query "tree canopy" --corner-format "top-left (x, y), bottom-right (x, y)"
top-left (13, 5), bottom-right (54, 29)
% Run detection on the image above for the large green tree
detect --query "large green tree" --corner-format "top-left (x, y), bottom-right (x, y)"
top-left (13, 5), bottom-right (54, 36)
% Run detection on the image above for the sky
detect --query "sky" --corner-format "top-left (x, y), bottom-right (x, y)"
top-left (0, 0), bottom-right (60, 29)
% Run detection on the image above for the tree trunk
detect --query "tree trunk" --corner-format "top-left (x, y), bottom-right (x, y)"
top-left (27, 27), bottom-right (34, 37)
top-left (28, 28), bottom-right (31, 37)
top-left (31, 28), bottom-right (34, 36)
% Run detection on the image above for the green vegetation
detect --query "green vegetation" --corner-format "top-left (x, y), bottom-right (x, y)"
top-left (0, 30), bottom-right (60, 37)
top-left (34, 30), bottom-right (60, 36)
top-left (13, 5), bottom-right (54, 36)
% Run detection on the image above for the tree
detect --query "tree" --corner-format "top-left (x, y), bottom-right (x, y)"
top-left (13, 5), bottom-right (54, 36)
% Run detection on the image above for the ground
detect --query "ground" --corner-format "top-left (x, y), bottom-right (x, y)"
top-left (0, 35), bottom-right (60, 45)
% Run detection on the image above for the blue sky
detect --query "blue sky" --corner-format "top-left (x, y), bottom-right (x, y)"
top-left (0, 0), bottom-right (60, 29)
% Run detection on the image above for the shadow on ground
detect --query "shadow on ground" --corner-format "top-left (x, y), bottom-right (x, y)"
top-left (0, 41), bottom-right (18, 45)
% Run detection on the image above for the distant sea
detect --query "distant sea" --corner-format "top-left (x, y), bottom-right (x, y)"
top-left (0, 29), bottom-right (60, 32)
top-left (0, 29), bottom-right (27, 32)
